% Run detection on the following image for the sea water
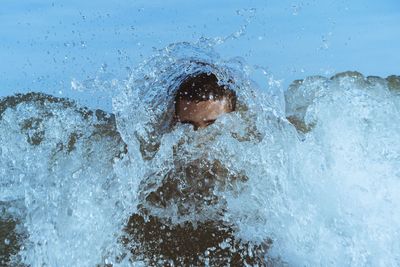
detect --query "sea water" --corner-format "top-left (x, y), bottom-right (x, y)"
top-left (1, 42), bottom-right (400, 266)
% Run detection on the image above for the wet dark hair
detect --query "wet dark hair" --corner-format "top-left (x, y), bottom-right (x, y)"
top-left (174, 73), bottom-right (237, 112)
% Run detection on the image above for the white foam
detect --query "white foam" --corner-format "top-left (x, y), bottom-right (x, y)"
top-left (0, 95), bottom-right (138, 266)
top-left (2, 43), bottom-right (400, 266)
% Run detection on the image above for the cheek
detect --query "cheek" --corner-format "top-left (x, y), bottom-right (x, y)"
top-left (193, 114), bottom-right (207, 123)
top-left (207, 107), bottom-right (225, 120)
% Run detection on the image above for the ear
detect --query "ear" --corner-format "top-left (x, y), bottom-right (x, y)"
top-left (172, 113), bottom-right (180, 124)
top-left (220, 97), bottom-right (231, 113)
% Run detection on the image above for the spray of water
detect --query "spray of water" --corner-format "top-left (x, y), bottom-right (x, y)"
top-left (1, 41), bottom-right (400, 266)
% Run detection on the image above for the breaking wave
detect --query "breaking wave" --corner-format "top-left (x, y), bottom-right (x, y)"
top-left (1, 42), bottom-right (400, 266)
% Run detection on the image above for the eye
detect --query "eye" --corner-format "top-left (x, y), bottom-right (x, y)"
top-left (180, 120), bottom-right (193, 125)
top-left (204, 120), bottom-right (216, 125)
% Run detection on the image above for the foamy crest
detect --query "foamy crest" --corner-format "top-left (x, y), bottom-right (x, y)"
top-left (279, 72), bottom-right (400, 266)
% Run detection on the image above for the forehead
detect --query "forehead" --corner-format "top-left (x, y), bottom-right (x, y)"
top-left (176, 99), bottom-right (229, 125)
top-left (177, 98), bottom-right (229, 109)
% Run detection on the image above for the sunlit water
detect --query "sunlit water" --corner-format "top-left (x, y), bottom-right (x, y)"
top-left (1, 42), bottom-right (400, 266)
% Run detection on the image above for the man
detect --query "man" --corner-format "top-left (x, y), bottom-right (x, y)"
top-left (123, 72), bottom-right (270, 266)
top-left (174, 72), bottom-right (236, 130)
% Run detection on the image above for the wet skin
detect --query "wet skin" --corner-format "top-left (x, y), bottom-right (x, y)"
top-left (175, 97), bottom-right (232, 129)
top-left (123, 160), bottom-right (270, 266)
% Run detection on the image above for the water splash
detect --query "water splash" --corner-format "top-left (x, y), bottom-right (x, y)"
top-left (0, 93), bottom-right (133, 266)
top-left (1, 40), bottom-right (400, 266)
top-left (282, 72), bottom-right (400, 266)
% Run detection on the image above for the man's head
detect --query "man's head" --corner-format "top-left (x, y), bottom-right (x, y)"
top-left (174, 73), bottom-right (236, 129)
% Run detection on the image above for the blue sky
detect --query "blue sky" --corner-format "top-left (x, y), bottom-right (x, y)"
top-left (0, 0), bottom-right (399, 109)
